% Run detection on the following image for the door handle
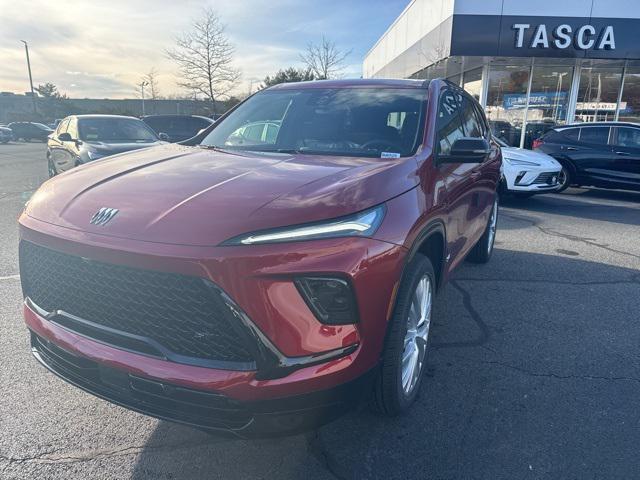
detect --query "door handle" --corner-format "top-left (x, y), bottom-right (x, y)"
top-left (564, 146), bottom-right (578, 151)
top-left (615, 151), bottom-right (631, 156)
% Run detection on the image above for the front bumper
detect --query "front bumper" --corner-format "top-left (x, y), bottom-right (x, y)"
top-left (19, 214), bottom-right (406, 433)
top-left (503, 166), bottom-right (561, 192)
top-left (30, 330), bottom-right (373, 438)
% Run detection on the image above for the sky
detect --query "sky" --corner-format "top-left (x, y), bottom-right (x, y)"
top-left (0, 0), bottom-right (407, 99)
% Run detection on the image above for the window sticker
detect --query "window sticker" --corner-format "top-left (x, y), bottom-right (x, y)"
top-left (381, 152), bottom-right (401, 159)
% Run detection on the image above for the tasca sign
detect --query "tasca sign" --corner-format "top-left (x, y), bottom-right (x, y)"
top-left (450, 15), bottom-right (639, 59)
top-left (512, 24), bottom-right (615, 51)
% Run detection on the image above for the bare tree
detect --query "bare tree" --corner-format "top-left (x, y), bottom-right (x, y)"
top-left (166, 8), bottom-right (240, 114)
top-left (142, 68), bottom-right (160, 100)
top-left (300, 36), bottom-right (352, 80)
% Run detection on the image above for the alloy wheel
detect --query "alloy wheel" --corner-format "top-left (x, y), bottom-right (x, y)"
top-left (487, 198), bottom-right (498, 254)
top-left (401, 275), bottom-right (432, 395)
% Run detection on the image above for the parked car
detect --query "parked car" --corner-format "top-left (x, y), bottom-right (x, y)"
top-left (0, 126), bottom-right (13, 143)
top-left (19, 78), bottom-right (501, 437)
top-left (524, 120), bottom-right (556, 150)
top-left (496, 137), bottom-right (562, 198)
top-left (534, 122), bottom-right (640, 192)
top-left (47, 115), bottom-right (167, 177)
top-left (225, 120), bottom-right (281, 146)
top-left (489, 120), bottom-right (520, 146)
top-left (142, 114), bottom-right (214, 142)
top-left (7, 122), bottom-right (53, 142)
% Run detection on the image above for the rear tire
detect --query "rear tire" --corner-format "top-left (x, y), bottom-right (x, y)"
top-left (467, 195), bottom-right (498, 264)
top-left (372, 253), bottom-right (435, 416)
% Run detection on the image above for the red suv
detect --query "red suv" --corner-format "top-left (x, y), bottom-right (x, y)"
top-left (19, 79), bottom-right (501, 437)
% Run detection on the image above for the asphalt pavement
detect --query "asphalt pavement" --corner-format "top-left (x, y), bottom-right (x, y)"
top-left (1, 142), bottom-right (639, 479)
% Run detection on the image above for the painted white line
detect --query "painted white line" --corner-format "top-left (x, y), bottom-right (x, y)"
top-left (0, 274), bottom-right (20, 281)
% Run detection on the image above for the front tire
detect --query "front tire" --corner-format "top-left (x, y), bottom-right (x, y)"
top-left (48, 158), bottom-right (58, 178)
top-left (556, 166), bottom-right (571, 192)
top-left (372, 253), bottom-right (435, 416)
top-left (467, 195), bottom-right (498, 264)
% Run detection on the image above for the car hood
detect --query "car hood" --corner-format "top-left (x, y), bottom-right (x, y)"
top-left (26, 144), bottom-right (419, 246)
top-left (502, 147), bottom-right (561, 168)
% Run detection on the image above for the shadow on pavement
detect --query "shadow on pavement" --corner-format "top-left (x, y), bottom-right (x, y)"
top-left (500, 188), bottom-right (640, 227)
top-left (132, 249), bottom-right (640, 480)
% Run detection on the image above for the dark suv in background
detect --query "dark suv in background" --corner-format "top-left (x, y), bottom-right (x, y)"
top-left (8, 122), bottom-right (53, 142)
top-left (534, 122), bottom-right (640, 192)
top-left (142, 114), bottom-right (214, 142)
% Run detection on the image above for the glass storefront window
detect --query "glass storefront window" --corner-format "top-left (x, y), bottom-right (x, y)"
top-left (619, 66), bottom-right (640, 123)
top-left (576, 65), bottom-right (623, 122)
top-left (485, 64), bottom-right (530, 146)
top-left (463, 67), bottom-right (482, 101)
top-left (522, 65), bottom-right (574, 148)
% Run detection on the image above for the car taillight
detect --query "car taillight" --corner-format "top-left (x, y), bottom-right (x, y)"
top-left (532, 138), bottom-right (544, 149)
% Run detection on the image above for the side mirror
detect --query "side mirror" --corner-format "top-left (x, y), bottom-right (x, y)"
top-left (441, 138), bottom-right (491, 163)
top-left (58, 132), bottom-right (73, 142)
top-left (158, 132), bottom-right (170, 141)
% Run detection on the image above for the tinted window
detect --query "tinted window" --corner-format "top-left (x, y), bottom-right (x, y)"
top-left (66, 118), bottom-right (78, 139)
top-left (436, 89), bottom-right (465, 156)
top-left (459, 95), bottom-right (483, 138)
top-left (144, 117), bottom-right (169, 132)
top-left (579, 127), bottom-right (610, 145)
top-left (614, 127), bottom-right (640, 147)
top-left (560, 128), bottom-right (579, 141)
top-left (187, 117), bottom-right (210, 131)
top-left (78, 118), bottom-right (158, 143)
top-left (202, 88), bottom-right (426, 158)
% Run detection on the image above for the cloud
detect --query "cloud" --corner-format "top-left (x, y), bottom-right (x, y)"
top-left (0, 0), bottom-right (408, 98)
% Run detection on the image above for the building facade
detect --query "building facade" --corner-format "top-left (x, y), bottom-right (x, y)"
top-left (363, 0), bottom-right (640, 147)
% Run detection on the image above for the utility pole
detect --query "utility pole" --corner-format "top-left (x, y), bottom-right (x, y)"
top-left (20, 40), bottom-right (37, 114)
top-left (139, 80), bottom-right (149, 116)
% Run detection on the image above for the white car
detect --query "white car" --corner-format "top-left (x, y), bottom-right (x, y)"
top-left (496, 138), bottom-right (563, 198)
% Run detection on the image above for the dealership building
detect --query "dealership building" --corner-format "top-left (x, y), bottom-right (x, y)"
top-left (363, 0), bottom-right (640, 147)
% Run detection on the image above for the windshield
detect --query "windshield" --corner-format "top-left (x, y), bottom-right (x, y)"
top-left (78, 118), bottom-right (159, 143)
top-left (201, 88), bottom-right (427, 158)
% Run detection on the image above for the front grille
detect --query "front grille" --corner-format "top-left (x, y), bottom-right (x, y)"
top-left (532, 171), bottom-right (561, 185)
top-left (20, 241), bottom-right (255, 365)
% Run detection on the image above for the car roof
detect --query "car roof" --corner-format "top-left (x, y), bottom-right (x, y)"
top-left (267, 78), bottom-right (430, 90)
top-left (556, 122), bottom-right (640, 130)
top-left (142, 115), bottom-right (213, 121)
top-left (74, 114), bottom-right (140, 121)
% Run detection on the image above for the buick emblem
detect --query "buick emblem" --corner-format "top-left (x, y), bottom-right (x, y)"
top-left (90, 207), bottom-right (119, 226)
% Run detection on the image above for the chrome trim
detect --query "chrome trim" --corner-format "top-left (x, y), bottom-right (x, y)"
top-left (89, 207), bottom-right (119, 226)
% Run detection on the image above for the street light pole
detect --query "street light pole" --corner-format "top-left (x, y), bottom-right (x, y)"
top-left (20, 40), bottom-right (37, 114)
top-left (139, 81), bottom-right (149, 116)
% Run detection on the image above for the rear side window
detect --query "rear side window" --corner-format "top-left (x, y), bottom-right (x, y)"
top-left (613, 127), bottom-right (640, 147)
top-left (558, 128), bottom-right (579, 141)
top-left (459, 95), bottom-right (483, 138)
top-left (579, 127), bottom-right (610, 145)
top-left (436, 89), bottom-right (465, 156)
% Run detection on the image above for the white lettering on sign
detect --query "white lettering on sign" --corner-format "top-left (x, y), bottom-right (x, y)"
top-left (512, 23), bottom-right (616, 50)
top-left (554, 25), bottom-right (572, 49)
top-left (531, 25), bottom-right (549, 48)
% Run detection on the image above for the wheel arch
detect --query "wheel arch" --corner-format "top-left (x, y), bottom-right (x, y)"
top-left (405, 220), bottom-right (447, 292)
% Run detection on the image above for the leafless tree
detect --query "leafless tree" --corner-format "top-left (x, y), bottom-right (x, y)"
top-left (300, 36), bottom-right (352, 80)
top-left (166, 8), bottom-right (240, 114)
top-left (142, 68), bottom-right (160, 100)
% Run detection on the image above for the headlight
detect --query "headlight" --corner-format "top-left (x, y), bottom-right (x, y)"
top-left (504, 157), bottom-right (539, 167)
top-left (221, 205), bottom-right (386, 246)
